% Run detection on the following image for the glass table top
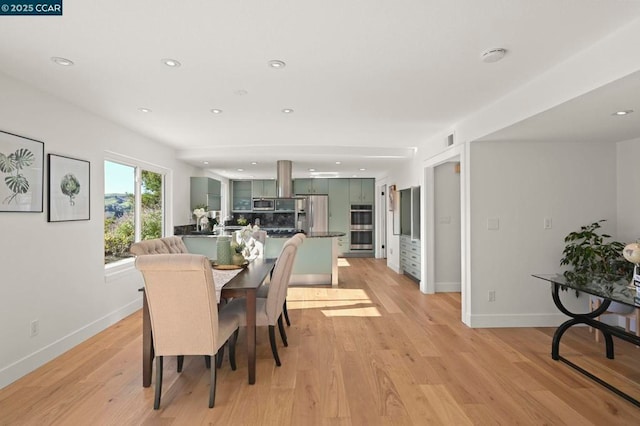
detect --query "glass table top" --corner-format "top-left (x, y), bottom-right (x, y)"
top-left (533, 273), bottom-right (640, 309)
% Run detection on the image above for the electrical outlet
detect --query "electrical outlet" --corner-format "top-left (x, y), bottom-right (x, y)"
top-left (544, 218), bottom-right (552, 229)
top-left (30, 319), bottom-right (39, 337)
top-left (488, 291), bottom-right (496, 302)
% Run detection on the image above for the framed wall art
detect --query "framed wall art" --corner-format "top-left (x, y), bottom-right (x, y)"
top-left (48, 154), bottom-right (90, 222)
top-left (0, 130), bottom-right (44, 213)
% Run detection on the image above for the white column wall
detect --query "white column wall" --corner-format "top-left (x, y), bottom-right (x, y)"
top-left (468, 140), bottom-right (617, 327)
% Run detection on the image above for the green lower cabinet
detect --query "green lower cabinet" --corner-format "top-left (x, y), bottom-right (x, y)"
top-left (328, 179), bottom-right (350, 255)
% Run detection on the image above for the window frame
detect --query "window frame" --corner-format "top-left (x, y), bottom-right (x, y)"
top-left (103, 152), bottom-right (172, 276)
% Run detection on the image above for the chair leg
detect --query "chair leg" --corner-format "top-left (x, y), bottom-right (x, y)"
top-left (277, 315), bottom-right (288, 347)
top-left (177, 355), bottom-right (184, 373)
top-left (204, 355), bottom-right (211, 369)
top-left (268, 325), bottom-right (282, 367)
top-left (154, 356), bottom-right (163, 410)
top-left (209, 360), bottom-right (217, 408)
top-left (229, 328), bottom-right (239, 371)
top-left (283, 300), bottom-right (291, 326)
top-left (216, 344), bottom-right (224, 369)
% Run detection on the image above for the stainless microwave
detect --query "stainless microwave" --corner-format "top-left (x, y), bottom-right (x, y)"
top-left (252, 198), bottom-right (275, 211)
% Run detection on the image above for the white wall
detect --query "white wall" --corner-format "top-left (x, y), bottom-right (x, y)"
top-left (468, 140), bottom-right (618, 327)
top-left (617, 137), bottom-right (640, 242)
top-left (0, 72), bottom-right (199, 388)
top-left (434, 162), bottom-right (461, 291)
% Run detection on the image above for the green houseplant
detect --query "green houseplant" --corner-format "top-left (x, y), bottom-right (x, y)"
top-left (560, 220), bottom-right (632, 285)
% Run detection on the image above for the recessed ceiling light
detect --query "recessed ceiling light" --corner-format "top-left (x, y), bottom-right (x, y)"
top-left (138, 108), bottom-right (152, 113)
top-left (612, 110), bottom-right (634, 116)
top-left (309, 168), bottom-right (316, 172)
top-left (359, 168), bottom-right (366, 171)
top-left (234, 89), bottom-right (248, 96)
top-left (51, 57), bottom-right (74, 66)
top-left (161, 58), bottom-right (181, 68)
top-left (210, 109), bottom-right (223, 114)
top-left (237, 168), bottom-right (244, 172)
top-left (282, 108), bottom-right (294, 114)
top-left (203, 161), bottom-right (209, 165)
top-left (268, 60), bottom-right (286, 69)
top-left (335, 161), bottom-right (342, 165)
top-left (251, 162), bottom-right (258, 165)
top-left (481, 48), bottom-right (507, 63)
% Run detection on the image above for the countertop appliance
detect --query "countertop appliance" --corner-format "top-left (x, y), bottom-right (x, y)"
top-left (252, 198), bottom-right (275, 211)
top-left (297, 195), bottom-right (328, 233)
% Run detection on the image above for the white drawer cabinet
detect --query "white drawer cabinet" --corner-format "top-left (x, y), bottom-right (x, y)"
top-left (400, 235), bottom-right (421, 281)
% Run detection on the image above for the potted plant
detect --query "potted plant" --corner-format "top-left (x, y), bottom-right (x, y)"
top-left (560, 220), bottom-right (632, 284)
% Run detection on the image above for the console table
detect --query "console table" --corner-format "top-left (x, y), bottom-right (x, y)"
top-left (533, 274), bottom-right (640, 407)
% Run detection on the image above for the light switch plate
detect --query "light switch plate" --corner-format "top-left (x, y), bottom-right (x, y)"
top-left (487, 218), bottom-right (499, 231)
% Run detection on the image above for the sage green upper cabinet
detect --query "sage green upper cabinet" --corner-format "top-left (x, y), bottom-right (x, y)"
top-left (252, 179), bottom-right (277, 198)
top-left (190, 177), bottom-right (221, 211)
top-left (349, 178), bottom-right (375, 204)
top-left (231, 180), bottom-right (252, 211)
top-left (328, 179), bottom-right (350, 255)
top-left (294, 178), bottom-right (329, 195)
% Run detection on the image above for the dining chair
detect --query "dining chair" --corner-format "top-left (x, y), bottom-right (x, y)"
top-left (225, 241), bottom-right (298, 366)
top-left (134, 253), bottom-right (240, 409)
top-left (257, 233), bottom-right (304, 327)
top-left (130, 236), bottom-right (189, 256)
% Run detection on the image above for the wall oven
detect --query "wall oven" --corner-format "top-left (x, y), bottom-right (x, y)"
top-left (350, 204), bottom-right (373, 250)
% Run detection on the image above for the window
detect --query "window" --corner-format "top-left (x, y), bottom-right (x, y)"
top-left (104, 158), bottom-right (165, 264)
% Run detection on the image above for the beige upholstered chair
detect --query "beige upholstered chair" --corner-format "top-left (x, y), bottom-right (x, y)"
top-left (130, 236), bottom-right (189, 256)
top-left (257, 233), bottom-right (304, 327)
top-left (134, 253), bottom-right (239, 409)
top-left (225, 241), bottom-right (299, 366)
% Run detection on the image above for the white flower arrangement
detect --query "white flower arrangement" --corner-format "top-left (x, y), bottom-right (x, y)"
top-left (193, 208), bottom-right (206, 218)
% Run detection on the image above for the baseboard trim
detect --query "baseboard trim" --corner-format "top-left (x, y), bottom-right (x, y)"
top-left (435, 281), bottom-right (461, 292)
top-left (469, 312), bottom-right (570, 328)
top-left (0, 298), bottom-right (142, 389)
top-left (289, 273), bottom-right (332, 286)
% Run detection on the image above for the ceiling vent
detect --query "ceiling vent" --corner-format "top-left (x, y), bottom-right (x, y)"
top-left (447, 133), bottom-right (455, 146)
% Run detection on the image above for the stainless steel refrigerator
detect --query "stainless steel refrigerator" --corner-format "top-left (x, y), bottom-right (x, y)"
top-left (297, 195), bottom-right (328, 233)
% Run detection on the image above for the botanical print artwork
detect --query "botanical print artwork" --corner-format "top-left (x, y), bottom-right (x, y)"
top-left (60, 173), bottom-right (81, 205)
top-left (48, 154), bottom-right (90, 222)
top-left (0, 147), bottom-right (35, 205)
top-left (0, 130), bottom-right (44, 213)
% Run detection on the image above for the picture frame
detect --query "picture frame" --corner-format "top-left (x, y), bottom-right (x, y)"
top-left (0, 130), bottom-right (44, 213)
top-left (48, 154), bottom-right (90, 222)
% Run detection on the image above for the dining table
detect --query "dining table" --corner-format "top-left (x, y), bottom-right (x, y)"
top-left (139, 257), bottom-right (276, 387)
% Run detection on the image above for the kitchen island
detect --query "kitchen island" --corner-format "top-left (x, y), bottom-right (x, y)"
top-left (180, 231), bottom-right (345, 287)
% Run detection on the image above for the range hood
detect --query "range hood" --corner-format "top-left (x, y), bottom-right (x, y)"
top-left (276, 160), bottom-right (293, 198)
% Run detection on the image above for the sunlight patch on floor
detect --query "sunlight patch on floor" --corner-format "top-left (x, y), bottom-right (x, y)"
top-left (287, 287), bottom-right (369, 301)
top-left (286, 287), bottom-right (379, 316)
top-left (338, 258), bottom-right (351, 267)
top-left (321, 306), bottom-right (381, 317)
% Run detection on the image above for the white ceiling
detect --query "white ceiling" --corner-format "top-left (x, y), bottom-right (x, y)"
top-left (477, 70), bottom-right (640, 145)
top-left (1, 0), bottom-right (639, 179)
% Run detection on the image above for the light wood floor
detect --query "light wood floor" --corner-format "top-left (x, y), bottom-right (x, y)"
top-left (1, 258), bottom-right (639, 425)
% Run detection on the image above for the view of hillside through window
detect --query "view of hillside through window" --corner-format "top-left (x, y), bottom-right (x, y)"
top-left (104, 160), bottom-right (164, 264)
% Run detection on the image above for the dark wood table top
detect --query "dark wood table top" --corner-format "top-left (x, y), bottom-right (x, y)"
top-left (221, 257), bottom-right (276, 292)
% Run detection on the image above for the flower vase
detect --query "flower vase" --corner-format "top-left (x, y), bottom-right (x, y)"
top-left (216, 236), bottom-right (232, 265)
top-left (232, 252), bottom-right (245, 266)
